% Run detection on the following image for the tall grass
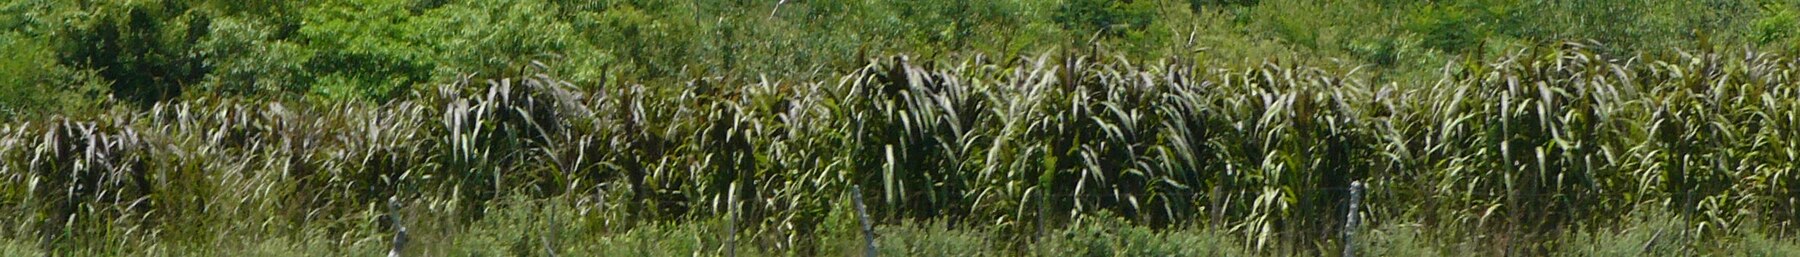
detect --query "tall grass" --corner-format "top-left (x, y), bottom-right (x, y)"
top-left (2, 43), bottom-right (1798, 254)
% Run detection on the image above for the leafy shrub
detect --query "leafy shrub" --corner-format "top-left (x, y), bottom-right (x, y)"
top-left (297, 0), bottom-right (435, 102)
top-left (1054, 0), bottom-right (1156, 37)
top-left (1346, 33), bottom-right (1410, 67)
top-left (572, 2), bottom-right (698, 79)
top-left (411, 0), bottom-right (578, 80)
top-left (1188, 0), bottom-right (1259, 14)
top-left (1405, 4), bottom-right (1485, 54)
top-left (0, 34), bottom-right (64, 117)
top-left (1752, 3), bottom-right (1798, 46)
top-left (58, 2), bottom-right (209, 106)
top-left (195, 17), bottom-right (311, 97)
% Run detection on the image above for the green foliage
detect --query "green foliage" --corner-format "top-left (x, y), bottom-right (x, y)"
top-left (1554, 209), bottom-right (1688, 256)
top-left (1187, 0), bottom-right (1258, 14)
top-left (1, 0), bottom-right (63, 34)
top-left (58, 1), bottom-right (209, 106)
top-left (1054, 0), bottom-right (1156, 38)
top-left (0, 34), bottom-right (63, 117)
top-left (195, 16), bottom-right (311, 97)
top-left (1405, 3), bottom-right (1487, 54)
top-left (1357, 223), bottom-right (1448, 256)
top-left (1753, 3), bottom-right (1798, 47)
top-left (415, 0), bottom-right (579, 79)
top-left (9, 1), bottom-right (1800, 255)
top-left (1735, 231), bottom-right (1800, 256)
top-left (9, 47), bottom-right (1800, 254)
top-left (297, 0), bottom-right (434, 102)
top-left (1346, 33), bottom-right (1416, 68)
top-left (572, 2), bottom-right (695, 79)
top-left (0, 238), bottom-right (41, 256)
top-left (874, 220), bottom-right (995, 256)
top-left (881, 0), bottom-right (1019, 53)
top-left (0, 33), bottom-right (108, 119)
top-left (10, 0), bottom-right (1794, 108)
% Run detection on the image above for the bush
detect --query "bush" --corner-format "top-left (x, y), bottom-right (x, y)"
top-left (0, 34), bottom-right (107, 119)
top-left (195, 16), bottom-right (312, 98)
top-left (1188, 0), bottom-right (1259, 14)
top-left (411, 0), bottom-right (578, 80)
top-left (296, 0), bottom-right (435, 102)
top-left (1405, 4), bottom-right (1486, 54)
top-left (1752, 4), bottom-right (1798, 47)
top-left (58, 2), bottom-right (209, 106)
top-left (0, 34), bottom-right (62, 117)
top-left (1054, 0), bottom-right (1156, 38)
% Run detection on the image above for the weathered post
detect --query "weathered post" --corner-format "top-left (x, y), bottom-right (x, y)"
top-left (1210, 185), bottom-right (1223, 230)
top-left (1344, 181), bottom-right (1365, 257)
top-left (726, 182), bottom-right (738, 257)
top-left (852, 186), bottom-right (878, 257)
top-left (1036, 189), bottom-right (1047, 243)
top-left (388, 197), bottom-right (408, 257)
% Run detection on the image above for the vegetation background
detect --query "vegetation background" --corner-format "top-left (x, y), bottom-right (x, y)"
top-left (8, 0), bottom-right (1797, 113)
top-left (5, 0), bottom-right (1800, 255)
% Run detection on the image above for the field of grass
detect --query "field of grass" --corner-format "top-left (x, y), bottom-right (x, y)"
top-left (7, 43), bottom-right (1800, 255)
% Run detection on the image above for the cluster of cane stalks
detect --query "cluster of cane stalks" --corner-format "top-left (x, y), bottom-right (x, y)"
top-left (3, 43), bottom-right (1797, 254)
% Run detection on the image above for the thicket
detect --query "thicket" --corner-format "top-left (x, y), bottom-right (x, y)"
top-left (5, 0), bottom-right (1797, 118)
top-left (7, 0), bottom-right (1800, 255)
top-left (6, 43), bottom-right (1800, 254)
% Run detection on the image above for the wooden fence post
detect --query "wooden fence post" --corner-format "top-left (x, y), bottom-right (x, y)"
top-left (388, 197), bottom-right (408, 257)
top-left (1344, 181), bottom-right (1365, 257)
top-left (853, 186), bottom-right (877, 257)
top-left (1210, 185), bottom-right (1223, 230)
top-left (726, 182), bottom-right (738, 257)
top-left (1036, 189), bottom-right (1047, 243)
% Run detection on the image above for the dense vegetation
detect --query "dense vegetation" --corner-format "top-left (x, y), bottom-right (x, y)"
top-left (5, 0), bottom-right (1800, 255)
top-left (8, 45), bottom-right (1800, 255)
top-left (6, 0), bottom-right (1799, 116)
